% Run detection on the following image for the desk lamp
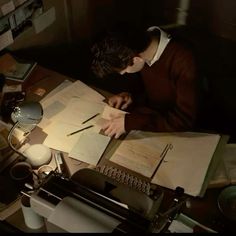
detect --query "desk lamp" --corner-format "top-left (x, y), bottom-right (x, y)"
top-left (7, 101), bottom-right (43, 160)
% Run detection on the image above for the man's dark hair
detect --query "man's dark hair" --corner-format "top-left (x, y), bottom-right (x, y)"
top-left (91, 23), bottom-right (151, 78)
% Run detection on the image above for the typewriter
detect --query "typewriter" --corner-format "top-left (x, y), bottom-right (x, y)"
top-left (29, 166), bottom-right (186, 233)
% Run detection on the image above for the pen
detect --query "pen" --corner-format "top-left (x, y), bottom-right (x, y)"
top-left (82, 113), bottom-right (100, 124)
top-left (67, 125), bottom-right (94, 136)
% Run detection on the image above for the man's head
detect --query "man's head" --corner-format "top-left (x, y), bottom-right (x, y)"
top-left (91, 24), bottom-right (151, 78)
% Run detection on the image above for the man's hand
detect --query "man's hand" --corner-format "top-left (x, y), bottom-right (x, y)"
top-left (108, 92), bottom-right (132, 110)
top-left (102, 115), bottom-right (126, 139)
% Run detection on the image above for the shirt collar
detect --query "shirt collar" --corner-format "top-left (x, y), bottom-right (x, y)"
top-left (146, 26), bottom-right (171, 66)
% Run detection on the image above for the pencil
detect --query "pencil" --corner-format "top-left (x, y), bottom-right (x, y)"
top-left (67, 125), bottom-right (94, 136)
top-left (82, 113), bottom-right (100, 124)
top-left (150, 143), bottom-right (173, 179)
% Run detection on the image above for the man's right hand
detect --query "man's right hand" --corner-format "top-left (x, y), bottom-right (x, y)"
top-left (108, 92), bottom-right (132, 110)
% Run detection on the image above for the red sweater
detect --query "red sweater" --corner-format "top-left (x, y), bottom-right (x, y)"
top-left (125, 40), bottom-right (200, 132)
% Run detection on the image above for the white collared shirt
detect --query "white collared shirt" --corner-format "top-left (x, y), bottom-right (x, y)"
top-left (146, 26), bottom-right (171, 66)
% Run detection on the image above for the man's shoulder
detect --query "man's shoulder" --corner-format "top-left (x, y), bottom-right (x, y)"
top-left (166, 39), bottom-right (195, 58)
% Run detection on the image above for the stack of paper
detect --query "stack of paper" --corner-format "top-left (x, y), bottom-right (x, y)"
top-left (39, 80), bottom-right (126, 166)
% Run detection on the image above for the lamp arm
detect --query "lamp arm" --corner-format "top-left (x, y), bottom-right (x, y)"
top-left (7, 121), bottom-right (28, 160)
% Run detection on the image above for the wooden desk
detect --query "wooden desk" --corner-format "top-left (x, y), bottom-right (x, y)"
top-left (2, 65), bottom-right (235, 233)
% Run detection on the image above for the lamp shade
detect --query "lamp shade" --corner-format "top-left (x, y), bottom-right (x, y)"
top-left (11, 101), bottom-right (43, 125)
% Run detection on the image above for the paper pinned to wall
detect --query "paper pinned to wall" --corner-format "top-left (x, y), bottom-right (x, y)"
top-left (0, 30), bottom-right (14, 51)
top-left (33, 7), bottom-right (56, 34)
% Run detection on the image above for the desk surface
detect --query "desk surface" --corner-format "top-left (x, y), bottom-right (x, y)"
top-left (2, 65), bottom-right (236, 233)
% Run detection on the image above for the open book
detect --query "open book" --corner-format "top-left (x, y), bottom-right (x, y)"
top-left (109, 131), bottom-right (228, 197)
top-left (208, 144), bottom-right (236, 188)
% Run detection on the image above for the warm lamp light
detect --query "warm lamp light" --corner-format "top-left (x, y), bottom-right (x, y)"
top-left (7, 101), bottom-right (43, 160)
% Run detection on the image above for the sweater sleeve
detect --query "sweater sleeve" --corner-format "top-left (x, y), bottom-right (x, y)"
top-left (125, 46), bottom-right (200, 132)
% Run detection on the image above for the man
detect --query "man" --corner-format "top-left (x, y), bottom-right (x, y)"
top-left (91, 24), bottom-right (201, 139)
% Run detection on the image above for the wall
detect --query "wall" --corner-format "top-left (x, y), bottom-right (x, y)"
top-left (8, 0), bottom-right (69, 50)
top-left (6, 0), bottom-right (236, 49)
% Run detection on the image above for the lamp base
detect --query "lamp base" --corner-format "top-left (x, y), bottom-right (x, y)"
top-left (24, 144), bottom-right (52, 168)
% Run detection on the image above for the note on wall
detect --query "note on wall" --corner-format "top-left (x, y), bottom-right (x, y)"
top-left (1, 0), bottom-right (15, 15)
top-left (0, 30), bottom-right (14, 51)
top-left (33, 7), bottom-right (56, 34)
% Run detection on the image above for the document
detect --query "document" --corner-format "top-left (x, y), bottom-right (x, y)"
top-left (38, 80), bottom-right (105, 129)
top-left (101, 105), bottom-right (128, 120)
top-left (50, 97), bottom-right (106, 127)
top-left (69, 131), bottom-right (111, 166)
top-left (110, 131), bottom-right (168, 178)
top-left (42, 96), bottom-right (127, 165)
top-left (110, 131), bottom-right (222, 197)
top-left (43, 121), bottom-right (82, 153)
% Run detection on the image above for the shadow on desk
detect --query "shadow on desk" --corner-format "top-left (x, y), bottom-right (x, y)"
top-left (183, 187), bottom-right (236, 233)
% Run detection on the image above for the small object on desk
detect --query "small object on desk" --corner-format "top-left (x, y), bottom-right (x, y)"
top-left (33, 87), bottom-right (46, 97)
top-left (54, 151), bottom-right (62, 174)
top-left (37, 165), bottom-right (54, 180)
top-left (67, 125), bottom-right (94, 136)
top-left (54, 151), bottom-right (70, 177)
top-left (0, 53), bottom-right (37, 83)
top-left (24, 144), bottom-right (52, 168)
top-left (82, 113), bottom-right (100, 124)
top-left (217, 185), bottom-right (236, 221)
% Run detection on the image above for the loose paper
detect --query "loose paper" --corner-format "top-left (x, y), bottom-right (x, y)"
top-left (69, 131), bottom-right (110, 166)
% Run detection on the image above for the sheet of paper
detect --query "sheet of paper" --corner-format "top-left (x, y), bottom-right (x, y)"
top-left (48, 196), bottom-right (120, 233)
top-left (101, 105), bottom-right (128, 120)
top-left (110, 130), bottom-right (168, 178)
top-left (151, 132), bottom-right (220, 196)
top-left (69, 131), bottom-right (111, 166)
top-left (109, 131), bottom-right (220, 196)
top-left (43, 121), bottom-right (83, 153)
top-left (38, 80), bottom-right (105, 129)
top-left (222, 144), bottom-right (236, 184)
top-left (49, 98), bottom-right (106, 127)
top-left (0, 30), bottom-right (14, 51)
top-left (168, 219), bottom-right (193, 233)
top-left (40, 79), bottom-right (72, 103)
